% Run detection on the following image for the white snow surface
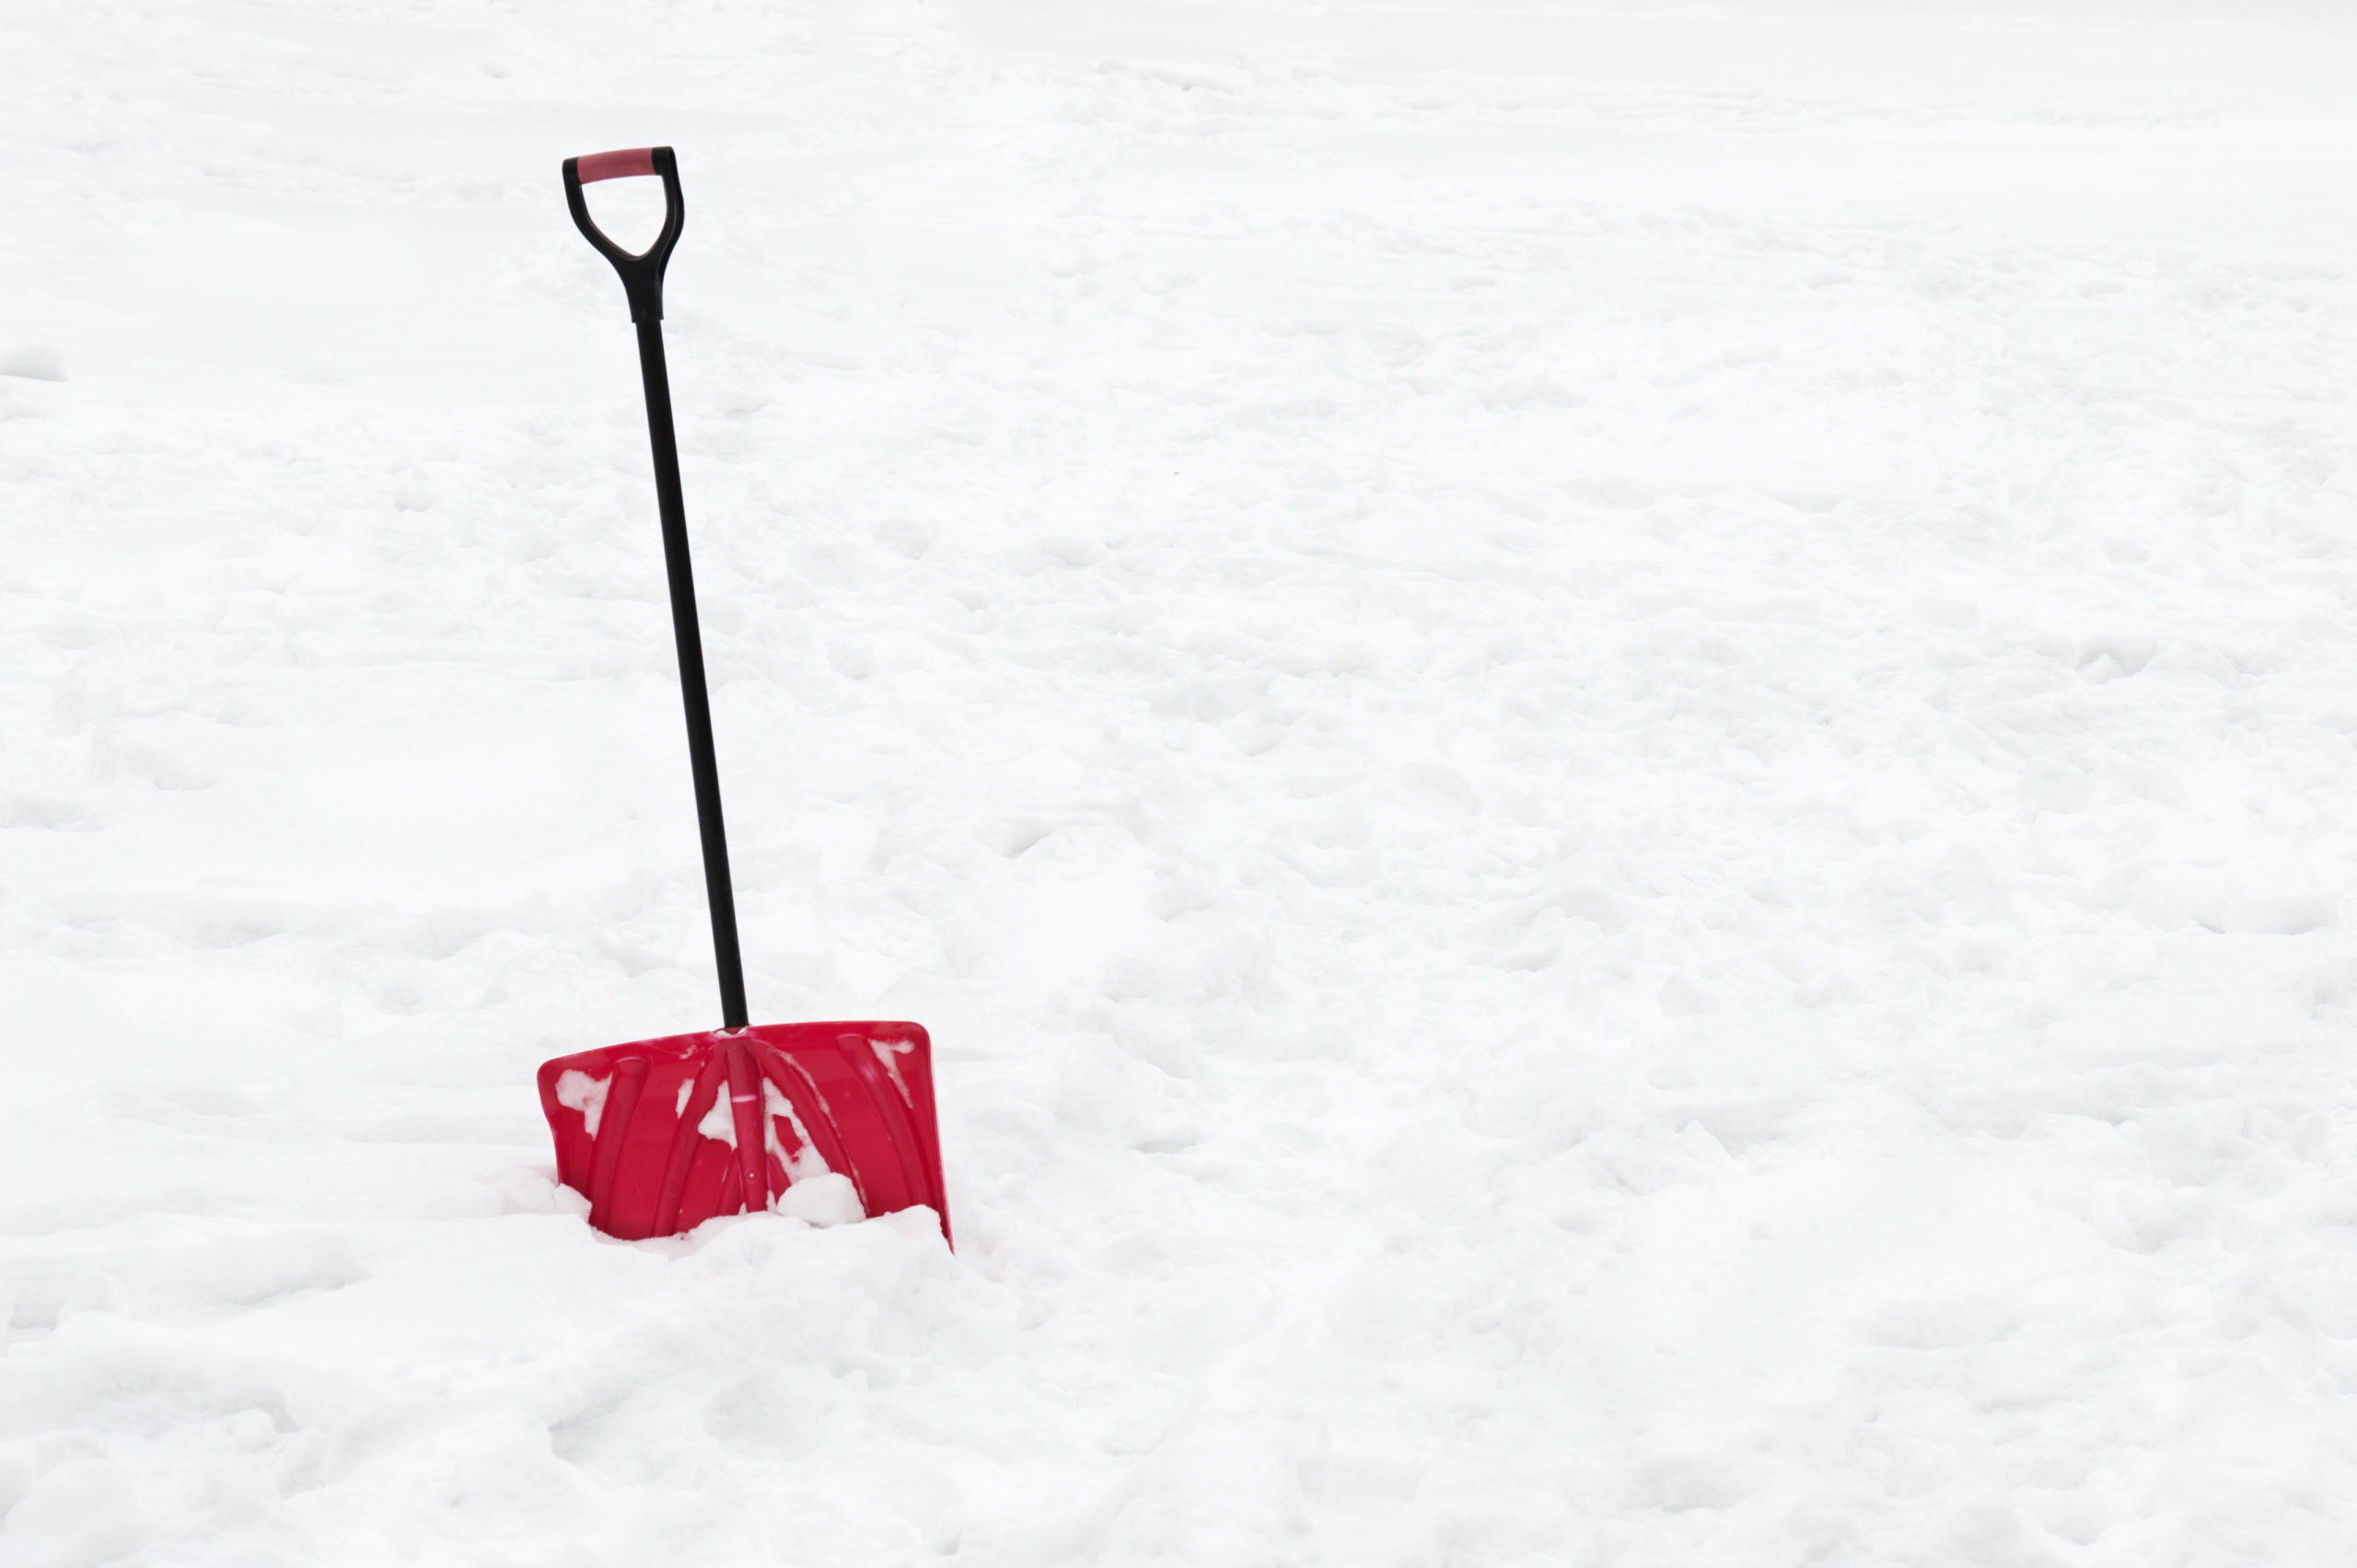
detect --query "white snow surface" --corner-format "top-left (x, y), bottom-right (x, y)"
top-left (6, 1), bottom-right (2357, 1563)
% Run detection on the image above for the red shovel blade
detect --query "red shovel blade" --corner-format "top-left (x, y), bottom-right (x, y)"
top-left (538, 1022), bottom-right (949, 1245)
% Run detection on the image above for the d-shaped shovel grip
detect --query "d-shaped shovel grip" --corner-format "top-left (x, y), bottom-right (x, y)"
top-left (563, 146), bottom-right (685, 322)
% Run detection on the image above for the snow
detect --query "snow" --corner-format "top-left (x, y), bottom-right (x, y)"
top-left (553, 1069), bottom-right (610, 1137)
top-left (698, 1088), bottom-right (741, 1149)
top-left (774, 1173), bottom-right (866, 1230)
top-left (6, 0), bottom-right (2357, 1562)
top-left (765, 1077), bottom-right (838, 1187)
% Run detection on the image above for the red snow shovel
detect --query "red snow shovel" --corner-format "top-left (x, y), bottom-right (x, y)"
top-left (536, 147), bottom-right (949, 1245)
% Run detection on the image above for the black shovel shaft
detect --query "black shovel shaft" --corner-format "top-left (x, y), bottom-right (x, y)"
top-left (563, 145), bottom-right (747, 1030)
top-left (633, 319), bottom-right (749, 1030)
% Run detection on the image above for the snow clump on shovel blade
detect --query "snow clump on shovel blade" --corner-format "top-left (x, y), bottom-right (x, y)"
top-left (764, 1078), bottom-right (834, 1183)
top-left (697, 1089), bottom-right (737, 1145)
top-left (553, 1070), bottom-right (610, 1136)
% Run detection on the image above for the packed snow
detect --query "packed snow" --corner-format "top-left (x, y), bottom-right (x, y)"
top-left (6, 1), bottom-right (2357, 1562)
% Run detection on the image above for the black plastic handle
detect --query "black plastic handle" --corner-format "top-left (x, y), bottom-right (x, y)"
top-left (558, 142), bottom-right (748, 1030)
top-left (563, 146), bottom-right (685, 322)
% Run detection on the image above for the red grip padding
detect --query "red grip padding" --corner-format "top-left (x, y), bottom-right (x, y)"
top-left (575, 147), bottom-right (656, 183)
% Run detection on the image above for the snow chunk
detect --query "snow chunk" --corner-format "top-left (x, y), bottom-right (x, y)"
top-left (867, 1035), bottom-right (917, 1104)
top-left (763, 1078), bottom-right (832, 1184)
top-left (553, 1071), bottom-right (610, 1137)
top-left (773, 1172), bottom-right (864, 1227)
top-left (698, 1088), bottom-right (738, 1146)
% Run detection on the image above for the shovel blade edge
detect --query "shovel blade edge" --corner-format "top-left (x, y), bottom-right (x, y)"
top-left (538, 1021), bottom-right (948, 1245)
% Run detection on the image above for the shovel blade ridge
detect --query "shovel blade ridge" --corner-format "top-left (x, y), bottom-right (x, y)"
top-left (538, 1021), bottom-right (947, 1245)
